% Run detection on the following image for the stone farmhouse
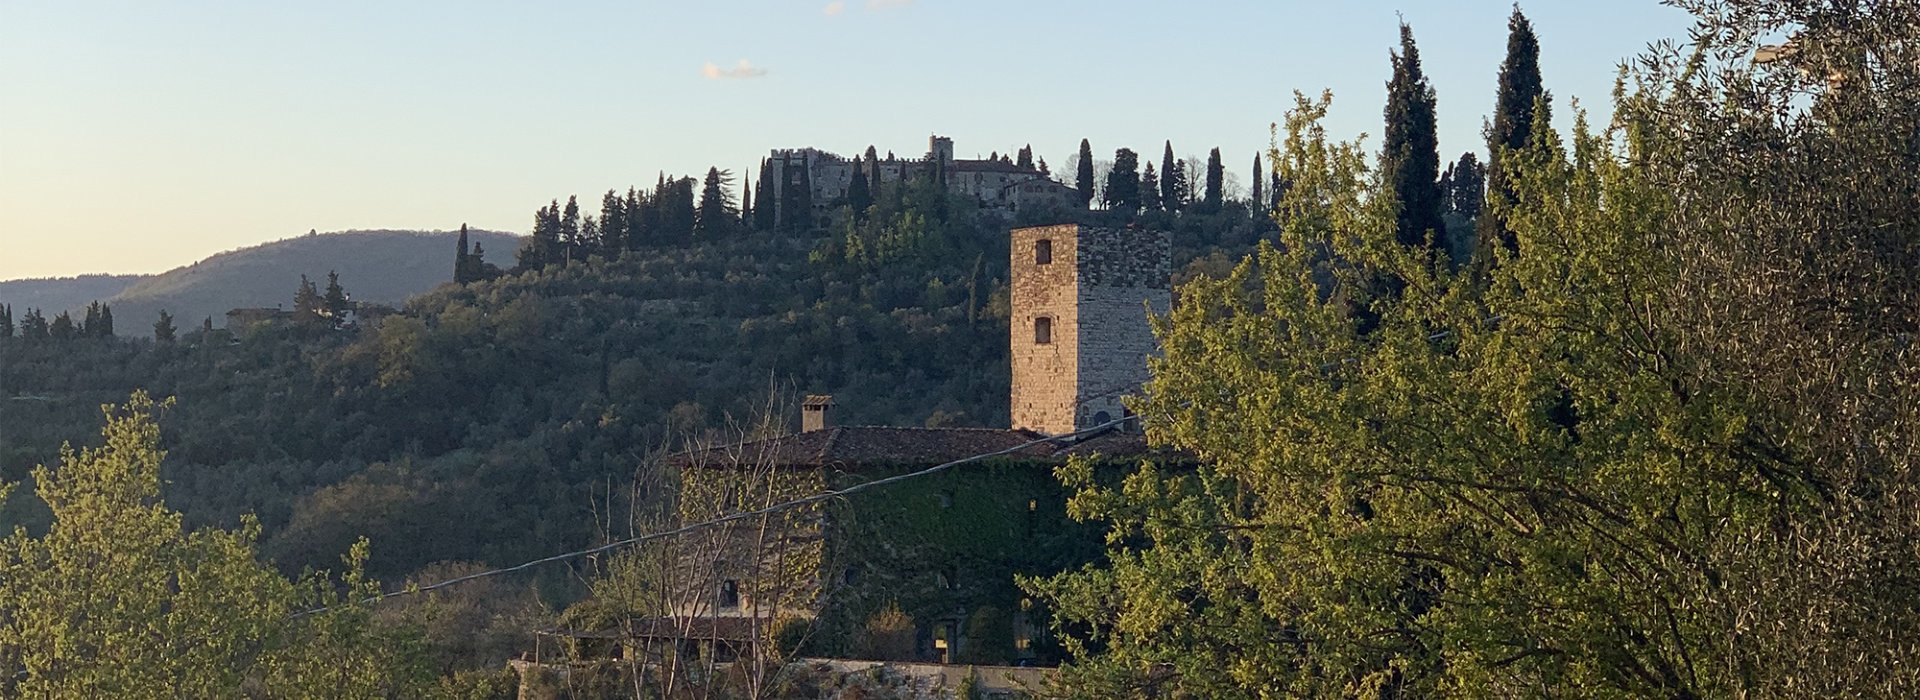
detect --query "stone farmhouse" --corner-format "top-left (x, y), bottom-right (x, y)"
top-left (521, 224), bottom-right (1172, 695)
top-left (763, 136), bottom-right (1082, 224)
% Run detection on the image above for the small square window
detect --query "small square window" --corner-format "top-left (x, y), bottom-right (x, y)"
top-left (1034, 317), bottom-right (1052, 344)
top-left (1034, 239), bottom-right (1053, 265)
top-left (718, 579), bottom-right (740, 609)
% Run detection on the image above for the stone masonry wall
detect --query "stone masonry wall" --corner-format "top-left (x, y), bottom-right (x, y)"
top-left (1010, 225), bottom-right (1079, 434)
top-left (1009, 224), bottom-right (1170, 435)
top-left (1072, 226), bottom-right (1170, 430)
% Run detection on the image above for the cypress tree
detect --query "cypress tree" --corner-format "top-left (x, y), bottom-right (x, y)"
top-left (82, 302), bottom-right (101, 337)
top-left (516, 200), bottom-right (561, 270)
top-left (624, 187), bottom-right (648, 250)
top-left (454, 224), bottom-right (472, 283)
top-left (1103, 148), bottom-right (1141, 212)
top-left (97, 304), bottom-right (113, 338)
top-left (695, 167), bottom-right (737, 239)
top-left (1160, 142), bottom-right (1179, 212)
top-left (470, 243), bottom-right (490, 280)
top-left (1251, 153), bottom-right (1265, 210)
top-left (292, 275), bottom-right (321, 321)
top-left (847, 156), bottom-right (873, 219)
top-left (781, 158), bottom-right (813, 234)
top-left (1016, 145), bottom-right (1034, 170)
top-left (560, 195), bottom-right (582, 262)
top-left (49, 312), bottom-right (75, 340)
top-left (322, 271), bottom-right (350, 323)
top-left (1382, 22), bottom-right (1445, 251)
top-left (153, 310), bottom-right (176, 343)
top-left (1074, 139), bottom-right (1096, 209)
top-left (0, 304), bottom-right (12, 339)
top-left (668, 176), bottom-right (698, 242)
top-left (753, 159), bottom-right (778, 231)
top-left (599, 190), bottom-right (627, 253)
top-left (1450, 152), bottom-right (1486, 219)
top-left (1141, 163), bottom-right (1162, 212)
top-left (1475, 6), bottom-right (1544, 269)
top-left (21, 309), bottom-right (48, 340)
top-left (1170, 159), bottom-right (1192, 211)
top-left (1204, 147), bottom-right (1225, 211)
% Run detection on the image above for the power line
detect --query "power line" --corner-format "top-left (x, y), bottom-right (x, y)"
top-left (293, 412), bottom-right (1144, 618)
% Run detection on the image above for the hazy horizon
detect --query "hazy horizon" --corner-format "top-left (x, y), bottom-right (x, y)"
top-left (1, 0), bottom-right (1692, 280)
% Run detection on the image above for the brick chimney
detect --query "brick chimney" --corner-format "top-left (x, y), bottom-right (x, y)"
top-left (801, 395), bottom-right (836, 433)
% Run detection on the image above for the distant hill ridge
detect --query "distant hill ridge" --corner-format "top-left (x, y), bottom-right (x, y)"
top-left (0, 275), bottom-right (149, 318)
top-left (0, 229), bottom-right (519, 330)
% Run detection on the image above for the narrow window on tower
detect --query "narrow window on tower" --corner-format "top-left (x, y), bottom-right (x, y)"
top-left (1035, 239), bottom-right (1053, 265)
top-left (1034, 317), bottom-right (1052, 344)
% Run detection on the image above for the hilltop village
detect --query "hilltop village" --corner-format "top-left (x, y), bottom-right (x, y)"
top-left (758, 136), bottom-right (1082, 225)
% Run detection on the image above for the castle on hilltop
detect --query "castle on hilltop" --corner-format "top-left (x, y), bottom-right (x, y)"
top-left (759, 135), bottom-right (1081, 225)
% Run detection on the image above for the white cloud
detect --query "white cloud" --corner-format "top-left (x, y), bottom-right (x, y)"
top-left (823, 1), bottom-right (845, 15)
top-left (701, 59), bottom-right (768, 80)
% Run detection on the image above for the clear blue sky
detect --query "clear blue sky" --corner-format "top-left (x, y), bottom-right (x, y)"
top-left (0, 0), bottom-right (1694, 280)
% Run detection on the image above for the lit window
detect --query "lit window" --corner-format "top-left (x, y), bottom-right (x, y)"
top-left (1035, 239), bottom-right (1053, 265)
top-left (1035, 317), bottom-right (1052, 344)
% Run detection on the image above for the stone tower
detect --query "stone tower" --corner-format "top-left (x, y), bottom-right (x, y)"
top-left (1009, 224), bottom-right (1171, 435)
top-left (928, 135), bottom-right (955, 167)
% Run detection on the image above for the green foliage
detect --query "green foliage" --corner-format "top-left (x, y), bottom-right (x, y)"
top-left (1140, 163), bottom-right (1162, 212)
top-left (847, 157), bottom-right (874, 216)
top-left (48, 311), bottom-right (74, 340)
top-left (814, 461), bottom-right (1104, 665)
top-left (1103, 148), bottom-right (1141, 213)
top-left (1383, 22), bottom-right (1444, 252)
top-left (1203, 146), bottom-right (1224, 212)
top-left (1473, 5), bottom-right (1543, 272)
top-left (1074, 139), bottom-right (1095, 209)
top-left (19, 308), bottom-right (47, 339)
top-left (859, 602), bottom-right (915, 661)
top-left (959, 606), bottom-right (1014, 665)
top-left (696, 167), bottom-right (739, 239)
top-left (770, 616), bottom-right (814, 661)
top-left (1035, 6), bottom-right (1920, 689)
top-left (154, 310), bottom-right (176, 343)
top-left (1160, 141), bottom-right (1180, 211)
top-left (0, 393), bottom-right (435, 698)
top-left (1, 220), bottom-right (1023, 584)
top-left (955, 667), bottom-right (985, 700)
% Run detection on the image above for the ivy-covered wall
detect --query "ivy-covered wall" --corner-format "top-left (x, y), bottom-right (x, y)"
top-left (808, 458), bottom-right (1109, 665)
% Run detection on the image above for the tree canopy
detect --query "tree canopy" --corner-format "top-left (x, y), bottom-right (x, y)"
top-left (1029, 4), bottom-right (1920, 694)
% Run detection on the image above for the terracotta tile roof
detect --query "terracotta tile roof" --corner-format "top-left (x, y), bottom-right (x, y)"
top-left (668, 425), bottom-right (1173, 471)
